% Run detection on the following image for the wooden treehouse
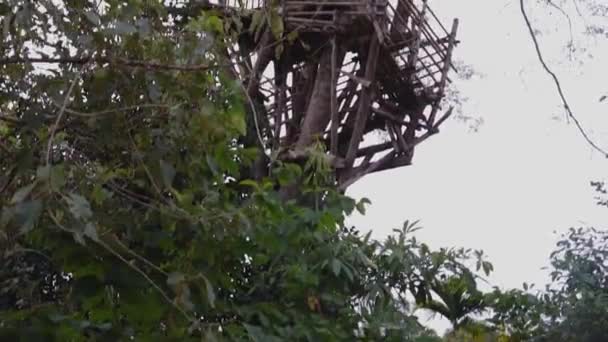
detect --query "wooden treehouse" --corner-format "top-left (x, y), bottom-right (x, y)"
top-left (206, 0), bottom-right (459, 190)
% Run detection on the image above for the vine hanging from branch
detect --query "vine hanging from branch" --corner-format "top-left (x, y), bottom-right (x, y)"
top-left (519, 0), bottom-right (608, 158)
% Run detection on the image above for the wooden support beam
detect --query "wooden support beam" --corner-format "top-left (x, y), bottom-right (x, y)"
top-left (330, 36), bottom-right (339, 156)
top-left (339, 150), bottom-right (398, 191)
top-left (428, 19), bottom-right (458, 125)
top-left (367, 153), bottom-right (412, 175)
top-left (386, 123), bottom-right (401, 152)
top-left (344, 35), bottom-right (380, 167)
top-left (372, 106), bottom-right (407, 126)
top-left (393, 124), bottom-right (410, 153)
top-left (432, 106), bottom-right (454, 132)
top-left (274, 67), bottom-right (286, 148)
top-left (339, 71), bottom-right (372, 87)
top-left (339, 105), bottom-right (452, 189)
top-left (389, 0), bottom-right (410, 39)
top-left (356, 141), bottom-right (393, 157)
top-left (407, 0), bottom-right (427, 80)
top-left (364, 110), bottom-right (451, 180)
top-left (246, 30), bottom-right (273, 98)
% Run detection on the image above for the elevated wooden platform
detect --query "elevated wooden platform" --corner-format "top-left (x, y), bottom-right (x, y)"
top-left (209, 0), bottom-right (458, 189)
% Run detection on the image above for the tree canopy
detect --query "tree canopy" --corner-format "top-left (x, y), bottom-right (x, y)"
top-left (1, 1), bottom-right (607, 341)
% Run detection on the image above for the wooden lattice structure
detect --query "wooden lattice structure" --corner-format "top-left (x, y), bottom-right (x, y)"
top-left (205, 0), bottom-right (458, 190)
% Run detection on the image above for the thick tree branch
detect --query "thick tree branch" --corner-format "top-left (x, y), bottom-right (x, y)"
top-left (0, 56), bottom-right (218, 71)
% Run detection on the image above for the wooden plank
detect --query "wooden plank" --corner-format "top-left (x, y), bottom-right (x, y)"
top-left (286, 10), bottom-right (367, 15)
top-left (356, 141), bottom-right (392, 157)
top-left (339, 150), bottom-right (398, 191)
top-left (399, 0), bottom-right (451, 63)
top-left (371, 107), bottom-right (407, 126)
top-left (344, 35), bottom-right (380, 167)
top-left (367, 153), bottom-right (411, 175)
top-left (285, 1), bottom-right (364, 5)
top-left (428, 19), bottom-right (458, 125)
top-left (393, 124), bottom-right (410, 152)
top-left (407, 0), bottom-right (427, 74)
top-left (426, 4), bottom-right (450, 35)
top-left (339, 71), bottom-right (372, 87)
top-left (285, 17), bottom-right (335, 24)
top-left (386, 122), bottom-right (400, 151)
top-left (274, 79), bottom-right (286, 146)
top-left (330, 37), bottom-right (339, 156)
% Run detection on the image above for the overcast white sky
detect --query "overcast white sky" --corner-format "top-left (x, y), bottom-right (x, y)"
top-left (347, 0), bottom-right (608, 333)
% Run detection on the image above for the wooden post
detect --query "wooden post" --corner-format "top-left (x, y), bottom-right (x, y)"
top-left (330, 36), bottom-right (339, 156)
top-left (344, 35), bottom-right (380, 168)
top-left (428, 18), bottom-right (458, 125)
top-left (408, 0), bottom-right (427, 82)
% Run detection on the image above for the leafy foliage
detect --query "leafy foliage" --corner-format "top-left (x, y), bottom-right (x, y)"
top-left (0, 1), bottom-right (442, 340)
top-left (486, 227), bottom-right (608, 342)
top-left (2, 1), bottom-right (607, 341)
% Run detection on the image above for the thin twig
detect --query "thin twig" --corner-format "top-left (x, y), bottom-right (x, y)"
top-left (111, 234), bottom-right (168, 276)
top-left (46, 68), bottom-right (84, 165)
top-left (47, 210), bottom-right (193, 322)
top-left (0, 166), bottom-right (16, 195)
top-left (50, 102), bottom-right (173, 118)
top-left (126, 126), bottom-right (166, 201)
top-left (238, 80), bottom-right (268, 156)
top-left (0, 56), bottom-right (216, 71)
top-left (520, 0), bottom-right (608, 157)
top-left (95, 237), bottom-right (193, 321)
top-left (544, 0), bottom-right (575, 60)
top-left (571, 0), bottom-right (584, 18)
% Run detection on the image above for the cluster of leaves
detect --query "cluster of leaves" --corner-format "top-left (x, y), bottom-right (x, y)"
top-left (410, 227), bottom-right (608, 342)
top-left (487, 227), bottom-right (608, 342)
top-left (0, 1), bottom-right (451, 340)
top-left (2, 1), bottom-right (608, 341)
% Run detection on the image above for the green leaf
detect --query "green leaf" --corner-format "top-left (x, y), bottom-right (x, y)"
top-left (136, 18), bottom-right (151, 37)
top-left (114, 21), bottom-right (137, 34)
top-left (36, 165), bottom-right (51, 180)
top-left (90, 184), bottom-right (107, 205)
top-left (331, 259), bottom-right (342, 276)
top-left (0, 3), bottom-right (10, 15)
top-left (230, 112), bottom-right (247, 135)
top-left (286, 30), bottom-right (298, 44)
top-left (14, 199), bottom-right (43, 234)
top-left (167, 272), bottom-right (185, 287)
top-left (269, 10), bottom-right (284, 39)
top-left (73, 231), bottom-right (86, 246)
top-left (36, 164), bottom-right (66, 190)
top-left (355, 198), bottom-right (371, 215)
top-left (239, 179), bottom-right (259, 190)
top-left (482, 261), bottom-right (493, 276)
top-left (250, 10), bottom-right (265, 38)
top-left (243, 324), bottom-right (281, 342)
top-left (300, 39), bottom-right (311, 51)
top-left (10, 182), bottom-right (36, 204)
top-left (50, 164), bottom-right (66, 189)
top-left (84, 10), bottom-right (101, 26)
top-left (66, 193), bottom-right (93, 221)
top-left (275, 43), bottom-right (284, 59)
top-left (200, 274), bottom-right (216, 308)
top-left (84, 222), bottom-right (99, 241)
top-left (203, 15), bottom-right (222, 33)
top-left (204, 330), bottom-right (219, 342)
top-left (160, 160), bottom-right (176, 188)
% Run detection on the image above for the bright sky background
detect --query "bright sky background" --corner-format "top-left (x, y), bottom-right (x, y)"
top-left (347, 0), bottom-right (608, 333)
